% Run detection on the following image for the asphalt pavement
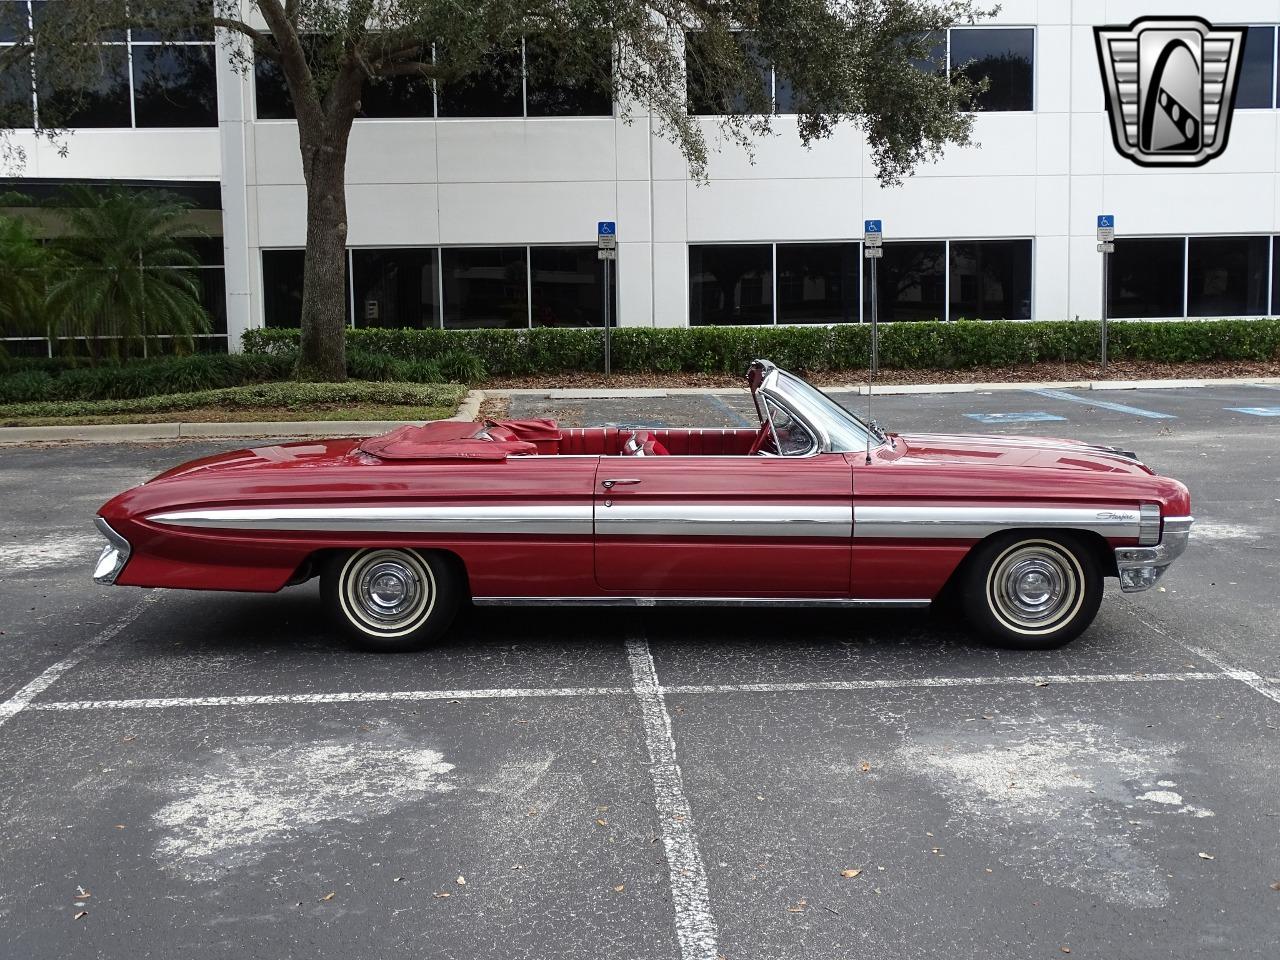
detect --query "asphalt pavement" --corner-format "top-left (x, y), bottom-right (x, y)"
top-left (2, 382), bottom-right (1278, 959)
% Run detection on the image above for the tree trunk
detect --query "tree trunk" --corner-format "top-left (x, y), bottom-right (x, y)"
top-left (296, 127), bottom-right (350, 382)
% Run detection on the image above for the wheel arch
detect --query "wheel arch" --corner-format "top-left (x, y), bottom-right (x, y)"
top-left (289, 546), bottom-right (473, 599)
top-left (936, 526), bottom-right (1117, 603)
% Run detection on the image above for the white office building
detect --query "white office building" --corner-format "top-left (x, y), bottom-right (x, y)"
top-left (3, 1), bottom-right (1280, 355)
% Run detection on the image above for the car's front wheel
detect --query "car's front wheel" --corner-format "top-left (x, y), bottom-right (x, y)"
top-left (960, 533), bottom-right (1102, 650)
top-left (321, 548), bottom-right (460, 652)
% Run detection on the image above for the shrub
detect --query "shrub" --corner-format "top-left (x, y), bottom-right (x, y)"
top-left (437, 349), bottom-right (486, 383)
top-left (244, 319), bottom-right (1280, 375)
top-left (0, 369), bottom-right (53, 403)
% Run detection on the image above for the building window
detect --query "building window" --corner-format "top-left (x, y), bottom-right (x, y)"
top-left (351, 248), bottom-right (439, 329)
top-left (1108, 239), bottom-right (1185, 318)
top-left (1236, 26), bottom-right (1276, 109)
top-left (689, 244), bottom-right (774, 325)
top-left (530, 246), bottom-right (610, 327)
top-left (1187, 236), bottom-right (1269, 317)
top-left (524, 33), bottom-right (613, 117)
top-left (776, 243), bottom-right (859, 324)
top-left (1273, 237), bottom-right (1280, 315)
top-left (949, 239), bottom-right (1032, 320)
top-left (256, 36), bottom-right (612, 120)
top-left (1, 2), bottom-right (218, 129)
top-left (131, 43), bottom-right (217, 127)
top-left (685, 31), bottom-right (774, 116)
top-left (949, 27), bottom-right (1034, 112)
top-left (436, 46), bottom-right (523, 118)
top-left (867, 241), bottom-right (947, 321)
top-left (441, 246), bottom-right (528, 329)
top-left (262, 250), bottom-right (307, 328)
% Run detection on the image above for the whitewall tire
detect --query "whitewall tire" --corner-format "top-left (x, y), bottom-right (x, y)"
top-left (322, 548), bottom-right (460, 652)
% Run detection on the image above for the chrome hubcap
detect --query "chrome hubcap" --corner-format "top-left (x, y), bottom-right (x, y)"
top-left (987, 542), bottom-right (1081, 633)
top-left (339, 550), bottom-right (435, 637)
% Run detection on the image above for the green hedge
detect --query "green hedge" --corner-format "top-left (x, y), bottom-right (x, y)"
top-left (0, 381), bottom-right (467, 420)
top-left (242, 319), bottom-right (1280, 375)
top-left (0, 353), bottom-right (295, 404)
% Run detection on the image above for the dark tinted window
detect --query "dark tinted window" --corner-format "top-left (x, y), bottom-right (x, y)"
top-left (685, 31), bottom-right (771, 115)
top-left (867, 241), bottom-right (946, 321)
top-left (1187, 236), bottom-right (1269, 317)
top-left (906, 30), bottom-right (947, 74)
top-left (525, 34), bottom-right (612, 117)
top-left (0, 51), bottom-right (34, 127)
top-left (131, 44), bottom-right (217, 126)
top-left (359, 47), bottom-right (434, 118)
top-left (352, 248), bottom-right (440, 328)
top-left (950, 27), bottom-right (1034, 111)
top-left (188, 268), bottom-right (227, 335)
top-left (689, 244), bottom-right (773, 325)
top-left (262, 249), bottom-right (349, 328)
top-left (1108, 238), bottom-right (1185, 318)
top-left (254, 53), bottom-right (293, 119)
top-left (130, 0), bottom-right (214, 42)
top-left (36, 44), bottom-right (131, 127)
top-left (1236, 26), bottom-right (1275, 109)
top-left (1274, 236), bottom-right (1280, 315)
top-left (530, 246), bottom-right (610, 326)
top-left (437, 48), bottom-right (523, 117)
top-left (949, 239), bottom-right (1032, 320)
top-left (776, 243), bottom-right (859, 324)
top-left (441, 246), bottom-right (528, 328)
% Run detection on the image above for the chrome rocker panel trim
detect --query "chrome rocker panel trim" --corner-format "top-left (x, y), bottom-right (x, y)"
top-left (93, 517), bottom-right (132, 585)
top-left (1114, 515), bottom-right (1193, 593)
top-left (473, 597), bottom-right (931, 608)
top-left (853, 505), bottom-right (1144, 540)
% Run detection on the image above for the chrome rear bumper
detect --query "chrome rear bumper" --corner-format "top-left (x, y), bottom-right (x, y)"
top-left (93, 517), bottom-right (131, 585)
top-left (1115, 516), bottom-right (1193, 593)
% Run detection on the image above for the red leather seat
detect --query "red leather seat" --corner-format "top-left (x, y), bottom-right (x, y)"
top-left (621, 431), bottom-right (669, 456)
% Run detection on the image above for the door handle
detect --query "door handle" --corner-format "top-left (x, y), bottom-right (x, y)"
top-left (601, 478), bottom-right (642, 489)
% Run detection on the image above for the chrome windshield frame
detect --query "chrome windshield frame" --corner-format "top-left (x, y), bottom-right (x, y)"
top-left (747, 359), bottom-right (883, 455)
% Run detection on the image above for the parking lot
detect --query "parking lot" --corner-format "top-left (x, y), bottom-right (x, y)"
top-left (2, 382), bottom-right (1279, 959)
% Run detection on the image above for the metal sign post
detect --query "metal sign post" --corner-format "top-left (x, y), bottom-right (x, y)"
top-left (864, 219), bottom-right (883, 375)
top-left (1097, 215), bottom-right (1115, 372)
top-left (598, 221), bottom-right (616, 375)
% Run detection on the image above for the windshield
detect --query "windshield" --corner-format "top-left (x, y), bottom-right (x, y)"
top-left (768, 370), bottom-right (880, 453)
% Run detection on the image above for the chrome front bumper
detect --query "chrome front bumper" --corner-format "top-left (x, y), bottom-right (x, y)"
top-left (93, 517), bottom-right (131, 585)
top-left (1115, 516), bottom-right (1193, 593)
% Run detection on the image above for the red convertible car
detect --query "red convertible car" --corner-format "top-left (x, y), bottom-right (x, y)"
top-left (94, 360), bottom-right (1192, 652)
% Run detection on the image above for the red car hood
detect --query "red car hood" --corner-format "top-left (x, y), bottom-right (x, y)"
top-left (891, 433), bottom-right (1153, 475)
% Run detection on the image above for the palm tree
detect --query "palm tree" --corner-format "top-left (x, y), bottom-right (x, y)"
top-left (0, 212), bottom-right (49, 348)
top-left (45, 185), bottom-right (210, 360)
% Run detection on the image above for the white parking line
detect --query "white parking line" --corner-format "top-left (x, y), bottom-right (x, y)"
top-left (1128, 608), bottom-right (1280, 707)
top-left (625, 634), bottom-right (719, 960)
top-left (0, 593), bottom-right (158, 730)
top-left (28, 686), bottom-right (628, 712)
top-left (664, 672), bottom-right (1225, 694)
top-left (22, 671), bottom-right (1244, 715)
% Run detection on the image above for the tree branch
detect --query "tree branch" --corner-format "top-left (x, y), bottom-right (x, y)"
top-left (211, 17), bottom-right (269, 47)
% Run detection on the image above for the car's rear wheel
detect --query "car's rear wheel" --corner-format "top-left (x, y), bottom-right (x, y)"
top-left (960, 533), bottom-right (1102, 649)
top-left (322, 548), bottom-right (460, 652)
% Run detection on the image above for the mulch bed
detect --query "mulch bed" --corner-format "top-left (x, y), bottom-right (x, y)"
top-left (479, 359), bottom-right (1280, 391)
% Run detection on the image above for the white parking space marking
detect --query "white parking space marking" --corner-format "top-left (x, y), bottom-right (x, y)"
top-left (664, 672), bottom-right (1224, 694)
top-left (1128, 609), bottom-right (1280, 707)
top-left (0, 593), bottom-right (158, 730)
top-left (28, 686), bottom-right (629, 712)
top-left (625, 635), bottom-right (719, 960)
top-left (1027, 388), bottom-right (1176, 419)
top-left (1225, 406), bottom-right (1280, 417)
top-left (22, 672), bottom-right (1240, 715)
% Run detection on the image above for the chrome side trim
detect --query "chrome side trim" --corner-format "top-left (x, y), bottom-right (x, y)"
top-left (595, 504), bottom-right (852, 538)
top-left (148, 505), bottom-right (593, 536)
top-left (1115, 515), bottom-right (1193, 593)
top-left (853, 505), bottom-right (1144, 540)
top-left (473, 596), bottom-right (930, 608)
top-left (93, 517), bottom-right (131, 585)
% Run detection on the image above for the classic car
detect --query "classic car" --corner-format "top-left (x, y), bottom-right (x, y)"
top-left (94, 360), bottom-right (1192, 653)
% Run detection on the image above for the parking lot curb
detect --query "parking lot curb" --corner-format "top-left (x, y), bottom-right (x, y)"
top-left (448, 389), bottom-right (486, 421)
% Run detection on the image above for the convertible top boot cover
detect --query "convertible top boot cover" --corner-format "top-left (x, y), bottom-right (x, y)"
top-left (359, 422), bottom-right (539, 460)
